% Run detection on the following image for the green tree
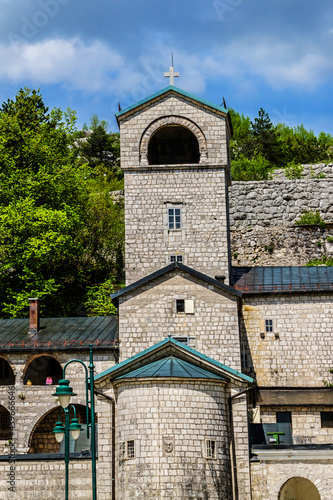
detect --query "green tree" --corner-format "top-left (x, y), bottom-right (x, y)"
top-left (251, 108), bottom-right (282, 166)
top-left (0, 89), bottom-right (123, 318)
top-left (231, 150), bottom-right (271, 181)
top-left (85, 278), bottom-right (117, 317)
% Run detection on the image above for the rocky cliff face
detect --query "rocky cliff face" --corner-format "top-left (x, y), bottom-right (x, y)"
top-left (229, 164), bottom-right (333, 266)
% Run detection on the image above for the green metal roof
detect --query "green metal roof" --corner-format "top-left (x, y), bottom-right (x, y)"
top-left (115, 86), bottom-right (228, 121)
top-left (0, 316), bottom-right (118, 352)
top-left (95, 337), bottom-right (253, 383)
top-left (115, 355), bottom-right (227, 381)
top-left (231, 266), bottom-right (333, 294)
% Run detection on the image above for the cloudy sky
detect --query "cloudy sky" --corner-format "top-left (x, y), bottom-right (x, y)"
top-left (1, 0), bottom-right (333, 133)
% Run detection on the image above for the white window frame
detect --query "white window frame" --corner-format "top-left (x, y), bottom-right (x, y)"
top-left (119, 440), bottom-right (135, 460)
top-left (172, 336), bottom-right (196, 348)
top-left (265, 319), bottom-right (273, 333)
top-left (170, 254), bottom-right (183, 264)
top-left (168, 207), bottom-right (182, 230)
top-left (205, 439), bottom-right (216, 459)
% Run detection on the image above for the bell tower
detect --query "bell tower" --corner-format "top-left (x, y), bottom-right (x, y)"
top-left (116, 76), bottom-right (233, 285)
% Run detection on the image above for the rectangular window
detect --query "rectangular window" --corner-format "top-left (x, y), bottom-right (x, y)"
top-left (170, 255), bottom-right (183, 264)
top-left (265, 319), bottom-right (273, 332)
top-left (276, 412), bottom-right (292, 425)
top-left (127, 440), bottom-right (135, 459)
top-left (119, 440), bottom-right (135, 460)
top-left (321, 412), bottom-right (333, 428)
top-left (168, 208), bottom-right (181, 230)
top-left (205, 439), bottom-right (216, 459)
top-left (175, 299), bottom-right (194, 314)
top-left (176, 299), bottom-right (185, 313)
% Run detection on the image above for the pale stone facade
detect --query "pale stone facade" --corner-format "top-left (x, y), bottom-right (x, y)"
top-left (115, 380), bottom-right (232, 500)
top-left (118, 270), bottom-right (241, 370)
top-left (118, 89), bottom-right (232, 285)
top-left (240, 293), bottom-right (333, 387)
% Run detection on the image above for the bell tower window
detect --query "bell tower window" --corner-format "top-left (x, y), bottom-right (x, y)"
top-left (148, 125), bottom-right (200, 165)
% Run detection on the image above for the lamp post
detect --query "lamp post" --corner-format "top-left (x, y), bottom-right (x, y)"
top-left (52, 344), bottom-right (97, 500)
top-left (52, 405), bottom-right (82, 500)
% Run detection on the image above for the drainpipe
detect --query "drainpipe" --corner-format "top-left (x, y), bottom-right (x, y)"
top-left (229, 386), bottom-right (255, 500)
top-left (95, 390), bottom-right (116, 500)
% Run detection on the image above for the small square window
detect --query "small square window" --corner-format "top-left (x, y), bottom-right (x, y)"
top-left (321, 412), bottom-right (333, 428)
top-left (168, 208), bottom-right (181, 230)
top-left (265, 319), bottom-right (273, 333)
top-left (205, 439), bottom-right (216, 459)
top-left (119, 440), bottom-right (135, 460)
top-left (170, 255), bottom-right (183, 264)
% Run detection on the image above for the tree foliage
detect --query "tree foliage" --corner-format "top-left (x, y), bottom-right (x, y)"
top-left (229, 107), bottom-right (333, 180)
top-left (0, 89), bottom-right (123, 318)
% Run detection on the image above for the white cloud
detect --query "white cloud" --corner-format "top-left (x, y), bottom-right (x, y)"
top-left (0, 38), bottom-right (143, 94)
top-left (170, 38), bottom-right (333, 93)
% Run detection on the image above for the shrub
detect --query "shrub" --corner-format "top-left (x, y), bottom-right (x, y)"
top-left (285, 161), bottom-right (303, 179)
top-left (295, 209), bottom-right (326, 227)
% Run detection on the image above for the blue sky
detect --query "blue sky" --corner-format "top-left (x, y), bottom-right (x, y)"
top-left (1, 0), bottom-right (333, 134)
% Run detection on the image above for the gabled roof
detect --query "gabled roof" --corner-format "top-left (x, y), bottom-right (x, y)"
top-left (111, 262), bottom-right (241, 306)
top-left (116, 86), bottom-right (229, 124)
top-left (95, 337), bottom-right (253, 384)
top-left (0, 316), bottom-right (118, 352)
top-left (231, 266), bottom-right (333, 294)
top-left (115, 355), bottom-right (227, 381)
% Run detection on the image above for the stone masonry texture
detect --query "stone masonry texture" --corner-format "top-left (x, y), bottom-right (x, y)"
top-left (115, 379), bottom-right (232, 500)
top-left (118, 93), bottom-right (232, 285)
top-left (118, 270), bottom-right (242, 371)
top-left (240, 293), bottom-right (333, 387)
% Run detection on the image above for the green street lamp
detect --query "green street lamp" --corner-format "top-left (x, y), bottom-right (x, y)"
top-left (52, 345), bottom-right (97, 500)
top-left (52, 405), bottom-right (82, 500)
top-left (53, 379), bottom-right (77, 409)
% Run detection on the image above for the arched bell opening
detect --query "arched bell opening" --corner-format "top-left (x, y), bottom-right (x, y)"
top-left (0, 358), bottom-right (15, 385)
top-left (148, 125), bottom-right (200, 165)
top-left (279, 477), bottom-right (320, 500)
top-left (23, 355), bottom-right (62, 386)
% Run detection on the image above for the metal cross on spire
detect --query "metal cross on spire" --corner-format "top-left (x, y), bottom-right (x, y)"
top-left (164, 53), bottom-right (179, 86)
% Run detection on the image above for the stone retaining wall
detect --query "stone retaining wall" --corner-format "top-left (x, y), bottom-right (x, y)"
top-left (229, 164), bottom-right (333, 266)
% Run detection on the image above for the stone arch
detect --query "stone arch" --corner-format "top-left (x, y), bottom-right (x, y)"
top-left (139, 116), bottom-right (208, 165)
top-left (0, 404), bottom-right (12, 440)
top-left (23, 354), bottom-right (62, 385)
top-left (278, 476), bottom-right (321, 500)
top-left (24, 398), bottom-right (87, 451)
top-left (0, 356), bottom-right (15, 385)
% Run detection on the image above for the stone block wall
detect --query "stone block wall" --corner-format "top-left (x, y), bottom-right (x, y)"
top-left (118, 270), bottom-right (242, 371)
top-left (119, 94), bottom-right (229, 169)
top-left (229, 164), bottom-right (333, 266)
top-left (0, 458), bottom-right (93, 499)
top-left (124, 167), bottom-right (231, 284)
top-left (230, 166), bottom-right (333, 230)
top-left (240, 293), bottom-right (333, 387)
top-left (250, 460), bottom-right (333, 500)
top-left (119, 92), bottom-right (233, 285)
top-left (115, 379), bottom-right (233, 500)
top-left (260, 406), bottom-right (333, 444)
